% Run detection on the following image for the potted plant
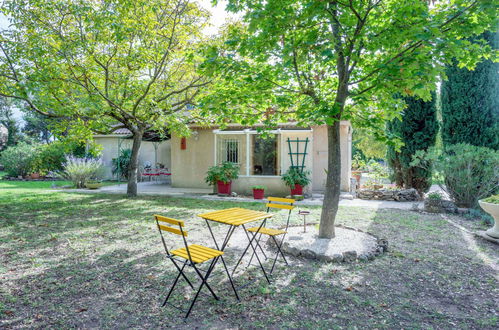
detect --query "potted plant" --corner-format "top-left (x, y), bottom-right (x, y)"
top-left (205, 161), bottom-right (240, 195)
top-left (479, 195), bottom-right (499, 239)
top-left (351, 154), bottom-right (366, 183)
top-left (252, 185), bottom-right (265, 199)
top-left (85, 180), bottom-right (103, 189)
top-left (281, 167), bottom-right (311, 196)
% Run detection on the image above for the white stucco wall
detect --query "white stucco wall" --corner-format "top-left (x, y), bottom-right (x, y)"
top-left (171, 122), bottom-right (352, 195)
top-left (94, 136), bottom-right (171, 179)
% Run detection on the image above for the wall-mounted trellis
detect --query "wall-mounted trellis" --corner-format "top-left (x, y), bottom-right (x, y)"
top-left (287, 137), bottom-right (309, 172)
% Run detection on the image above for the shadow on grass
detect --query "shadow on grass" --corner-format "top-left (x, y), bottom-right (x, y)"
top-left (1, 191), bottom-right (498, 328)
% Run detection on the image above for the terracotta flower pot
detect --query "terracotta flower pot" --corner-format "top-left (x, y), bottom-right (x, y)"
top-left (217, 181), bottom-right (231, 195)
top-left (290, 184), bottom-right (303, 196)
top-left (351, 170), bottom-right (362, 183)
top-left (253, 189), bottom-right (265, 199)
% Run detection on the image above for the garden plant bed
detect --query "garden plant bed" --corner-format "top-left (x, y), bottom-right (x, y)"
top-left (278, 225), bottom-right (387, 262)
top-left (1, 180), bottom-right (498, 328)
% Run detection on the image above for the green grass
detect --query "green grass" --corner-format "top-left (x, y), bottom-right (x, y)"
top-left (0, 178), bottom-right (120, 190)
top-left (0, 181), bottom-right (498, 329)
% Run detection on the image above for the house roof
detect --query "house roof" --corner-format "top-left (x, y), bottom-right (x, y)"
top-left (93, 126), bottom-right (170, 142)
top-left (188, 120), bottom-right (351, 129)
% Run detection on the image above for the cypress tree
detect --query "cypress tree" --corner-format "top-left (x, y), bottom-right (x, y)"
top-left (441, 31), bottom-right (499, 150)
top-left (387, 93), bottom-right (439, 194)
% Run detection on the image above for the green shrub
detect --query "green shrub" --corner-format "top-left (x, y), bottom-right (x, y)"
top-left (281, 167), bottom-right (311, 187)
top-left (112, 149), bottom-right (132, 179)
top-left (482, 195), bottom-right (499, 204)
top-left (426, 191), bottom-right (443, 200)
top-left (59, 156), bottom-right (105, 188)
top-left (205, 161), bottom-right (240, 185)
top-left (0, 142), bottom-right (38, 177)
top-left (465, 208), bottom-right (494, 226)
top-left (386, 93), bottom-right (438, 194)
top-left (35, 141), bottom-right (67, 174)
top-left (412, 144), bottom-right (499, 208)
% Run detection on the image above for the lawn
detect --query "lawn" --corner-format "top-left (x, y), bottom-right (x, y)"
top-left (1, 181), bottom-right (498, 329)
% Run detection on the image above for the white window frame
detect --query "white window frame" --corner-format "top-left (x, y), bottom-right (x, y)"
top-left (213, 128), bottom-right (313, 177)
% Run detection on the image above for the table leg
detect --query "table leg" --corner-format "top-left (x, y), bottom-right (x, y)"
top-left (231, 219), bottom-right (267, 276)
top-left (242, 223), bottom-right (270, 284)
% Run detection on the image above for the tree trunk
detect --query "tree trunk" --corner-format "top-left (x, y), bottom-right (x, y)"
top-left (318, 120), bottom-right (342, 238)
top-left (127, 129), bottom-right (143, 197)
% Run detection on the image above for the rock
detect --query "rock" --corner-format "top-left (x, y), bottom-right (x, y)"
top-left (411, 203), bottom-right (421, 212)
top-left (377, 238), bottom-right (389, 252)
top-left (457, 208), bottom-right (469, 215)
top-left (358, 254), bottom-right (369, 261)
top-left (300, 249), bottom-right (317, 259)
top-left (343, 250), bottom-right (357, 262)
top-left (318, 254), bottom-right (333, 262)
top-left (358, 188), bottom-right (419, 202)
top-left (340, 193), bottom-right (354, 200)
top-left (231, 192), bottom-right (238, 197)
top-left (286, 246), bottom-right (300, 257)
top-left (424, 199), bottom-right (457, 213)
top-left (331, 254), bottom-right (344, 262)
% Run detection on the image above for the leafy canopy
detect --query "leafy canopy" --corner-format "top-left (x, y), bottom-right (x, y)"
top-left (201, 0), bottom-right (497, 133)
top-left (0, 0), bottom-right (211, 136)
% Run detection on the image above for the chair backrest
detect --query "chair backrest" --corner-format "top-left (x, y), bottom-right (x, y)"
top-left (266, 197), bottom-right (295, 230)
top-left (154, 214), bottom-right (195, 262)
top-left (154, 214), bottom-right (187, 237)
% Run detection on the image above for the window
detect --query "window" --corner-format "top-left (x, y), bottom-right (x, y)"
top-left (252, 135), bottom-right (278, 175)
top-left (218, 138), bottom-right (240, 163)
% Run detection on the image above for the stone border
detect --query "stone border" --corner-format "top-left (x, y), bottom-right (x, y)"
top-left (358, 188), bottom-right (420, 202)
top-left (268, 224), bottom-right (388, 263)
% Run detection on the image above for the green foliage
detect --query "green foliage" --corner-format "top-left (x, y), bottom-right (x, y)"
top-left (352, 128), bottom-right (387, 160)
top-left (205, 161), bottom-right (240, 185)
top-left (427, 191), bottom-right (443, 200)
top-left (22, 111), bottom-right (54, 143)
top-left (351, 154), bottom-right (367, 171)
top-left (251, 185), bottom-right (266, 190)
top-left (482, 195), bottom-right (499, 204)
top-left (441, 31), bottom-right (499, 150)
top-left (387, 94), bottom-right (439, 194)
top-left (412, 144), bottom-right (499, 208)
top-left (0, 142), bottom-right (38, 177)
top-left (366, 161), bottom-right (389, 184)
top-left (0, 98), bottom-right (21, 149)
top-left (281, 168), bottom-right (311, 188)
top-left (201, 1), bottom-right (497, 130)
top-left (59, 156), bottom-right (105, 189)
top-left (112, 149), bottom-right (132, 180)
top-left (0, 0), bottom-right (211, 195)
top-left (465, 208), bottom-right (494, 226)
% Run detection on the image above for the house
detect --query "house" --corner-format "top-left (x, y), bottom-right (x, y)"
top-left (93, 128), bottom-right (171, 179)
top-left (94, 121), bottom-right (352, 196)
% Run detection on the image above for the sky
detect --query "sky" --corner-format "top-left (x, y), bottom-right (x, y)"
top-left (0, 0), bottom-right (235, 122)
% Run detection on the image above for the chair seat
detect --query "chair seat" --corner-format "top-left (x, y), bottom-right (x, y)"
top-left (247, 227), bottom-right (286, 236)
top-left (171, 244), bottom-right (223, 264)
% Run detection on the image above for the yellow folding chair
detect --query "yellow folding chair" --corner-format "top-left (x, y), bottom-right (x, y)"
top-left (154, 214), bottom-right (239, 318)
top-left (242, 197), bottom-right (295, 276)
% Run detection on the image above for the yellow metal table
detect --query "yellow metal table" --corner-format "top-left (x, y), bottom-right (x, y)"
top-left (198, 207), bottom-right (274, 283)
